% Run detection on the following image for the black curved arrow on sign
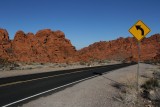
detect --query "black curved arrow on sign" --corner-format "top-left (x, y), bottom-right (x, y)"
top-left (135, 25), bottom-right (144, 35)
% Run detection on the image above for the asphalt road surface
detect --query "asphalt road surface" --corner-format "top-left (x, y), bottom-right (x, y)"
top-left (0, 63), bottom-right (136, 107)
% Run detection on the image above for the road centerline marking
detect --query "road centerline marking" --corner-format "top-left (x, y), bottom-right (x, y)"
top-left (0, 69), bottom-right (93, 87)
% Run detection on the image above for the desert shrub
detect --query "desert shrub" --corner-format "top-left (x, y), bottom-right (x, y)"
top-left (111, 82), bottom-right (126, 93)
top-left (104, 60), bottom-right (110, 63)
top-left (0, 58), bottom-right (12, 65)
top-left (141, 78), bottom-right (159, 90)
top-left (40, 63), bottom-right (44, 65)
top-left (79, 61), bottom-right (86, 65)
top-left (97, 60), bottom-right (103, 63)
top-left (98, 60), bottom-right (110, 64)
top-left (153, 71), bottom-right (160, 79)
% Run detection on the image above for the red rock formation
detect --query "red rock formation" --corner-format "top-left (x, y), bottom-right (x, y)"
top-left (0, 28), bottom-right (159, 63)
top-left (77, 34), bottom-right (160, 62)
top-left (0, 29), bottom-right (11, 59)
top-left (0, 29), bottom-right (76, 63)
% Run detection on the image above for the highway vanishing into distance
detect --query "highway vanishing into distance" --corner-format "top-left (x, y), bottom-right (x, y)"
top-left (0, 63), bottom-right (136, 107)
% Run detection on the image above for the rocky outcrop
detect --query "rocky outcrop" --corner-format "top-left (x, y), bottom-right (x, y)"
top-left (0, 28), bottom-right (159, 63)
top-left (0, 29), bottom-right (76, 63)
top-left (0, 29), bottom-right (11, 60)
top-left (77, 34), bottom-right (160, 63)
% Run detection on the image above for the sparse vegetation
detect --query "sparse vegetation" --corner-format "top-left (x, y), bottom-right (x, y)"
top-left (153, 70), bottom-right (160, 79)
top-left (0, 58), bottom-right (9, 65)
top-left (141, 78), bottom-right (159, 90)
top-left (98, 60), bottom-right (111, 64)
top-left (79, 61), bottom-right (86, 65)
top-left (111, 82), bottom-right (126, 93)
top-left (140, 69), bottom-right (160, 107)
top-left (0, 58), bottom-right (20, 71)
top-left (111, 74), bottom-right (138, 106)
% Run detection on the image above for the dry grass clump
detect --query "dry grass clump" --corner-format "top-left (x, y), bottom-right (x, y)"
top-left (141, 69), bottom-right (160, 107)
top-left (111, 73), bottom-right (149, 107)
top-left (111, 74), bottom-right (138, 106)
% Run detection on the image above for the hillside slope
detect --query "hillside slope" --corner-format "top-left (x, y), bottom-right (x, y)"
top-left (77, 34), bottom-right (160, 63)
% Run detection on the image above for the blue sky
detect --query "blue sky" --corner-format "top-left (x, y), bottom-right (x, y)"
top-left (0, 0), bottom-right (160, 49)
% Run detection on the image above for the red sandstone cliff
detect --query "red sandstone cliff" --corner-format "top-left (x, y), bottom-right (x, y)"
top-left (77, 34), bottom-right (160, 63)
top-left (0, 28), bottom-right (160, 63)
top-left (0, 29), bottom-right (76, 63)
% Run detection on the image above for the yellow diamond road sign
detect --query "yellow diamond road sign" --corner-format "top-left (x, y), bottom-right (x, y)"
top-left (129, 20), bottom-right (151, 41)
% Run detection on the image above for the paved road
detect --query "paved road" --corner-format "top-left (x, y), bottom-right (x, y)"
top-left (0, 63), bottom-right (136, 107)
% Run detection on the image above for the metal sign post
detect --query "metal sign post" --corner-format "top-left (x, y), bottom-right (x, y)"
top-left (129, 20), bottom-right (151, 107)
top-left (137, 41), bottom-right (140, 106)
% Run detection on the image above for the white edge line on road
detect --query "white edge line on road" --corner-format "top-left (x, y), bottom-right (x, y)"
top-left (2, 75), bottom-right (98, 107)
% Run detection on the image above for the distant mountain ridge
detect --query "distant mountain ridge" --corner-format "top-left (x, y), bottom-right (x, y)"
top-left (0, 28), bottom-right (160, 63)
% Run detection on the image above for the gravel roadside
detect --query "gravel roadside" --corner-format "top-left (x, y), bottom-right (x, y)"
top-left (22, 63), bottom-right (158, 107)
